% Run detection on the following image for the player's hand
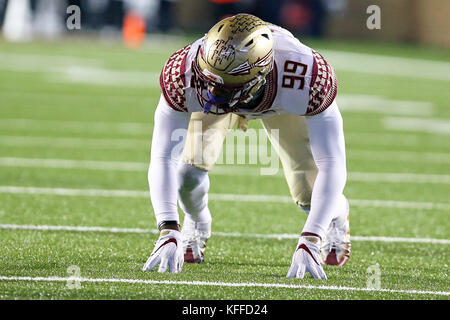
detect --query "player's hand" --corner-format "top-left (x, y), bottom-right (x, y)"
top-left (286, 235), bottom-right (327, 279)
top-left (142, 229), bottom-right (184, 273)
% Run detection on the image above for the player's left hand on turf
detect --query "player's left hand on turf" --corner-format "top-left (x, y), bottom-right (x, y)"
top-left (142, 229), bottom-right (183, 273)
top-left (287, 235), bottom-right (327, 279)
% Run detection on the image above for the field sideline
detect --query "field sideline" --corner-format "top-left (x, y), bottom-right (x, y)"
top-left (0, 36), bottom-right (449, 300)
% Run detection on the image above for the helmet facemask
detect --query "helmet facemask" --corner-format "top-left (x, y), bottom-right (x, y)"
top-left (193, 50), bottom-right (272, 114)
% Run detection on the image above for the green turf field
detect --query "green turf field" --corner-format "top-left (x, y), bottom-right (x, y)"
top-left (0, 35), bottom-right (449, 300)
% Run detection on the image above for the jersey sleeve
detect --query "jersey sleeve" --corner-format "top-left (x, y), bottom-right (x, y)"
top-left (305, 50), bottom-right (338, 116)
top-left (159, 44), bottom-right (192, 112)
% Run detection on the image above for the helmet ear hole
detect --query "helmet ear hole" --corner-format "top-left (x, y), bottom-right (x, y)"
top-left (245, 39), bottom-right (254, 47)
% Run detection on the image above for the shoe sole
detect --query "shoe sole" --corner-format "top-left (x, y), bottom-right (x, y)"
top-left (322, 248), bottom-right (350, 266)
top-left (184, 248), bottom-right (204, 263)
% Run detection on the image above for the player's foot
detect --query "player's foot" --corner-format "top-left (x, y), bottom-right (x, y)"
top-left (321, 200), bottom-right (351, 266)
top-left (181, 218), bottom-right (211, 263)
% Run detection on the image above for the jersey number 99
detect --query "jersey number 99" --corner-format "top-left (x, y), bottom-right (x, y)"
top-left (282, 60), bottom-right (308, 90)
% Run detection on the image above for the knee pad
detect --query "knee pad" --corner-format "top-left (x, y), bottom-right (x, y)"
top-left (177, 162), bottom-right (210, 217)
top-left (177, 162), bottom-right (209, 195)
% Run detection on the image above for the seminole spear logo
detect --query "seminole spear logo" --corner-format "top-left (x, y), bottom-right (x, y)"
top-left (226, 50), bottom-right (273, 76)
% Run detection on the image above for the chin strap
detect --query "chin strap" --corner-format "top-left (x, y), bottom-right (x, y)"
top-left (203, 91), bottom-right (227, 114)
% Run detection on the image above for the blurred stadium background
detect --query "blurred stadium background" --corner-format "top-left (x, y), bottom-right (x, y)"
top-left (1, 0), bottom-right (450, 47)
top-left (0, 0), bottom-right (449, 300)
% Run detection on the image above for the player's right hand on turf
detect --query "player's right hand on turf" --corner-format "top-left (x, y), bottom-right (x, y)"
top-left (286, 235), bottom-right (327, 279)
top-left (142, 229), bottom-right (183, 273)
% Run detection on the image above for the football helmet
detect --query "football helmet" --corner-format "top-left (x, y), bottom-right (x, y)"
top-left (192, 14), bottom-right (274, 114)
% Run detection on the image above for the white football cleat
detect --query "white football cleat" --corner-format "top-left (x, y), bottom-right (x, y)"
top-left (181, 217), bottom-right (211, 263)
top-left (287, 235), bottom-right (327, 279)
top-left (321, 200), bottom-right (351, 266)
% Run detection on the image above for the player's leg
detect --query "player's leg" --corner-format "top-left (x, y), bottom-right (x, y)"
top-left (260, 114), bottom-right (317, 212)
top-left (261, 111), bottom-right (350, 266)
top-left (178, 111), bottom-right (240, 262)
top-left (177, 161), bottom-right (212, 263)
top-left (321, 195), bottom-right (350, 266)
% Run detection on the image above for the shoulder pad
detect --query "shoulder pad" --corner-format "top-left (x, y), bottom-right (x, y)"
top-left (306, 50), bottom-right (338, 116)
top-left (160, 44), bottom-right (191, 112)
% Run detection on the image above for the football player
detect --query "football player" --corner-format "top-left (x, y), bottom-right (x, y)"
top-left (142, 14), bottom-right (350, 279)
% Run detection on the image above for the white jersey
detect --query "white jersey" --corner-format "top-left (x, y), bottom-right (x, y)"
top-left (160, 25), bottom-right (337, 120)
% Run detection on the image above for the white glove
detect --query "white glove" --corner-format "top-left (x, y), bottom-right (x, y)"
top-left (142, 229), bottom-right (184, 273)
top-left (286, 235), bottom-right (327, 279)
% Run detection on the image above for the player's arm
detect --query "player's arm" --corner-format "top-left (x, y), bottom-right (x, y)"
top-left (149, 94), bottom-right (190, 229)
top-left (287, 101), bottom-right (346, 279)
top-left (143, 94), bottom-right (190, 273)
top-left (303, 101), bottom-right (347, 239)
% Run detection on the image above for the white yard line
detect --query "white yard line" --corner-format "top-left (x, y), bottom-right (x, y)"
top-left (347, 199), bottom-right (450, 211)
top-left (347, 172), bottom-right (450, 184)
top-left (0, 186), bottom-right (449, 211)
top-left (1, 157), bottom-right (450, 184)
top-left (346, 132), bottom-right (449, 148)
top-left (0, 90), bottom-right (152, 102)
top-left (0, 52), bottom-right (160, 88)
top-left (1, 132), bottom-right (447, 151)
top-left (211, 166), bottom-right (450, 184)
top-left (383, 117), bottom-right (450, 135)
top-left (0, 157), bottom-right (147, 171)
top-left (348, 150), bottom-right (450, 164)
top-left (0, 136), bottom-right (149, 150)
top-left (0, 119), bottom-right (152, 135)
top-left (1, 223), bottom-right (448, 245)
top-left (2, 50), bottom-right (450, 82)
top-left (336, 95), bottom-right (433, 116)
top-left (0, 52), bottom-right (103, 71)
top-left (2, 93), bottom-right (434, 118)
top-left (53, 65), bottom-right (160, 88)
top-left (0, 275), bottom-right (448, 296)
top-left (0, 224), bottom-right (153, 234)
top-left (322, 49), bottom-right (450, 82)
top-left (0, 186), bottom-right (148, 198)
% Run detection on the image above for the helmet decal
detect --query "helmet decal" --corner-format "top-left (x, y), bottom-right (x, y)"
top-left (202, 68), bottom-right (224, 84)
top-left (226, 50), bottom-right (273, 76)
top-left (228, 15), bottom-right (267, 34)
top-left (206, 38), bottom-right (236, 71)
